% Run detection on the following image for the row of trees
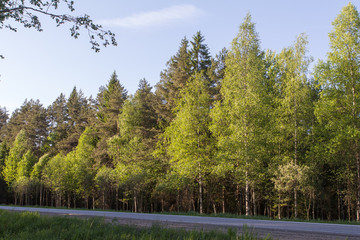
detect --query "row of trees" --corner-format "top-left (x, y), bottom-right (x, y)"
top-left (1, 3), bottom-right (360, 221)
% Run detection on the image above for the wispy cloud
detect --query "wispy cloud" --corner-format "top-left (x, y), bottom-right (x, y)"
top-left (99, 5), bottom-right (202, 28)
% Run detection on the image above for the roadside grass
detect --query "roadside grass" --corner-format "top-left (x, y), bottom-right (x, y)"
top-left (2, 204), bottom-right (360, 225)
top-left (0, 210), bottom-right (272, 240)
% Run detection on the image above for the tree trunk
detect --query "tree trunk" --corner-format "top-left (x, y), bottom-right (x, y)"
top-left (236, 183), bottom-right (241, 215)
top-left (356, 150), bottom-right (360, 221)
top-left (245, 171), bottom-right (250, 216)
top-left (278, 193), bottom-right (281, 219)
top-left (222, 186), bottom-right (225, 214)
top-left (102, 190), bottom-right (105, 210)
top-left (176, 190), bottom-right (180, 212)
top-left (39, 186), bottom-right (43, 206)
top-left (294, 188), bottom-right (298, 218)
top-left (252, 189), bottom-right (257, 216)
top-left (294, 85), bottom-right (298, 219)
top-left (116, 188), bottom-right (119, 211)
top-left (312, 192), bottom-right (315, 220)
top-left (161, 197), bottom-right (164, 212)
top-left (199, 175), bottom-right (203, 214)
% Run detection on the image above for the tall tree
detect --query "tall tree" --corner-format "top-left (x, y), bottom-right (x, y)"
top-left (189, 31), bottom-right (212, 74)
top-left (46, 93), bottom-right (69, 154)
top-left (95, 71), bottom-right (127, 166)
top-left (210, 14), bottom-right (267, 216)
top-left (314, 3), bottom-right (360, 221)
top-left (155, 37), bottom-right (191, 124)
top-left (57, 87), bottom-right (94, 153)
top-left (1, 99), bottom-right (48, 156)
top-left (274, 34), bottom-right (313, 218)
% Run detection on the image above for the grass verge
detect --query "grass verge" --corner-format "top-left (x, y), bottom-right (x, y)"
top-left (0, 209), bottom-right (272, 240)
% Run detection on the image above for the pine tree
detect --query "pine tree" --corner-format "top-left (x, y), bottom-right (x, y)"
top-left (1, 100), bottom-right (48, 156)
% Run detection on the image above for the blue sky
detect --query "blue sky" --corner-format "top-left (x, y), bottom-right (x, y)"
top-left (0, 0), bottom-right (356, 113)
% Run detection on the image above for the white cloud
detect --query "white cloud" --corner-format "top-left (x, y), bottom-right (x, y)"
top-left (99, 5), bottom-right (202, 28)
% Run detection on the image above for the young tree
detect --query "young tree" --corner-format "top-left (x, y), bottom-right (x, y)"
top-left (163, 72), bottom-right (213, 214)
top-left (2, 130), bottom-right (30, 185)
top-left (42, 153), bottom-right (69, 207)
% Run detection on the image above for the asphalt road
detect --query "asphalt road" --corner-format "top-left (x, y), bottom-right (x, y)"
top-left (1, 206), bottom-right (359, 239)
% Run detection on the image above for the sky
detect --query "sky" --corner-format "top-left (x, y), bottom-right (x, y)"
top-left (0, 0), bottom-right (357, 114)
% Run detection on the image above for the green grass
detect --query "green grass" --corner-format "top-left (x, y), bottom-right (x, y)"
top-left (0, 210), bottom-right (272, 240)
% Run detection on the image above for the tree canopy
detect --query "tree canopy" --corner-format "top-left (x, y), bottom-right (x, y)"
top-left (0, 0), bottom-right (116, 56)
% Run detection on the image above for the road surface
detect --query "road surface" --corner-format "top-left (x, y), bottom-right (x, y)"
top-left (1, 206), bottom-right (359, 239)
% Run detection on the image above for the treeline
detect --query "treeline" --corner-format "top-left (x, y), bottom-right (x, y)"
top-left (1, 3), bottom-right (360, 221)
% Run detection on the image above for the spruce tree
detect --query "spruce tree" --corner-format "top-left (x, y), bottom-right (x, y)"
top-left (155, 37), bottom-right (191, 124)
top-left (94, 71), bottom-right (127, 166)
top-left (47, 93), bottom-right (69, 154)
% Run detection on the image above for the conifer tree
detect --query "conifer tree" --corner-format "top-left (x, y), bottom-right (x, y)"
top-left (94, 71), bottom-right (127, 166)
top-left (58, 87), bottom-right (93, 153)
top-left (155, 37), bottom-right (191, 124)
top-left (0, 106), bottom-right (8, 135)
top-left (189, 31), bottom-right (212, 74)
top-left (47, 93), bottom-right (69, 154)
top-left (1, 100), bottom-right (48, 156)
